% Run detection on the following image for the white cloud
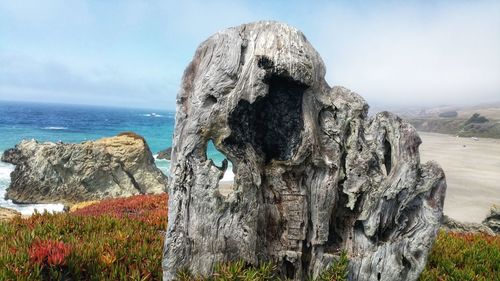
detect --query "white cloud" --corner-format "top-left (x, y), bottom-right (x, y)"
top-left (0, 54), bottom-right (175, 109)
top-left (310, 1), bottom-right (500, 106)
top-left (0, 0), bottom-right (499, 109)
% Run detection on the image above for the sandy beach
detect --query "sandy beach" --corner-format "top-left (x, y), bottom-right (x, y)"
top-left (419, 132), bottom-right (500, 223)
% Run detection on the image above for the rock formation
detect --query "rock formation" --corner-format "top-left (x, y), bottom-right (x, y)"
top-left (163, 21), bottom-right (446, 281)
top-left (157, 147), bottom-right (172, 160)
top-left (2, 148), bottom-right (23, 164)
top-left (2, 132), bottom-right (167, 204)
top-left (441, 215), bottom-right (495, 235)
top-left (483, 205), bottom-right (500, 233)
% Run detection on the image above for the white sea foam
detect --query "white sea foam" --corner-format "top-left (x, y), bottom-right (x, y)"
top-left (2, 201), bottom-right (65, 216)
top-left (153, 155), bottom-right (170, 176)
top-left (42, 126), bottom-right (68, 130)
top-left (220, 167), bottom-right (235, 182)
top-left (0, 162), bottom-right (13, 182)
top-left (141, 113), bottom-right (165, 118)
top-left (0, 162), bottom-right (64, 216)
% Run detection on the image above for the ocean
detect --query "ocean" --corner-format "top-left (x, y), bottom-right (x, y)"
top-left (0, 101), bottom-right (231, 215)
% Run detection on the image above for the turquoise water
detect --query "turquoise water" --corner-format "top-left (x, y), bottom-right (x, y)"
top-left (0, 101), bottom-right (175, 156)
top-left (0, 101), bottom-right (228, 214)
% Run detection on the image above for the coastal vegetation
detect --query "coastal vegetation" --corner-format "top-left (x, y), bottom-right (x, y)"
top-left (0, 194), bottom-right (167, 280)
top-left (0, 194), bottom-right (498, 280)
top-left (420, 231), bottom-right (500, 281)
top-left (405, 108), bottom-right (500, 139)
top-left (438, 111), bottom-right (458, 118)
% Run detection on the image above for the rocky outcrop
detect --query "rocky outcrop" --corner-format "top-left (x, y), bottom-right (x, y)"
top-left (0, 207), bottom-right (21, 221)
top-left (2, 132), bottom-right (167, 204)
top-left (163, 22), bottom-right (446, 281)
top-left (1, 148), bottom-right (23, 164)
top-left (157, 147), bottom-right (172, 160)
top-left (441, 205), bottom-right (499, 235)
top-left (483, 205), bottom-right (500, 233)
top-left (441, 215), bottom-right (495, 235)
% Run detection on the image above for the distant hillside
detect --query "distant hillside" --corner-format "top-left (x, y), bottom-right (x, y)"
top-left (388, 102), bottom-right (500, 138)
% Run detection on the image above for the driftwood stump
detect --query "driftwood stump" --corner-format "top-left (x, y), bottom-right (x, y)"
top-left (163, 21), bottom-right (446, 281)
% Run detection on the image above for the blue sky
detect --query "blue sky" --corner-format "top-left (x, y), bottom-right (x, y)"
top-left (0, 0), bottom-right (499, 110)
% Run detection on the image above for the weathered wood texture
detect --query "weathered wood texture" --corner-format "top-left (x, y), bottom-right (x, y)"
top-left (163, 21), bottom-right (446, 281)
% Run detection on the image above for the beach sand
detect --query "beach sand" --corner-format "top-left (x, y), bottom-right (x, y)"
top-left (218, 182), bottom-right (234, 197)
top-left (218, 132), bottom-right (500, 224)
top-left (419, 132), bottom-right (500, 223)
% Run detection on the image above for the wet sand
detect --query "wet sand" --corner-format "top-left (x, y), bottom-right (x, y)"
top-left (419, 132), bottom-right (500, 223)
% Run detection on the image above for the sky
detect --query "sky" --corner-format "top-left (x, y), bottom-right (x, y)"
top-left (0, 0), bottom-right (499, 110)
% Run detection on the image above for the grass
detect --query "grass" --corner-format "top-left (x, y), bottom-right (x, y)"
top-left (175, 253), bottom-right (348, 281)
top-left (1, 194), bottom-right (499, 280)
top-left (176, 261), bottom-right (278, 281)
top-left (117, 131), bottom-right (148, 144)
top-left (419, 231), bottom-right (500, 281)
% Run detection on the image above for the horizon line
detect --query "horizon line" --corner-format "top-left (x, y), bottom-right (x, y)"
top-left (0, 98), bottom-right (176, 112)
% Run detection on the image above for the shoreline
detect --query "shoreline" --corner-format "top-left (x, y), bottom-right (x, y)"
top-left (0, 162), bottom-right (65, 215)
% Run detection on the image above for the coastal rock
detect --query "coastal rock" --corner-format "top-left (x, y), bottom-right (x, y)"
top-left (483, 205), bottom-right (500, 233)
top-left (163, 21), bottom-right (446, 281)
top-left (1, 148), bottom-right (24, 165)
top-left (0, 207), bottom-right (21, 221)
top-left (2, 132), bottom-right (167, 204)
top-left (441, 215), bottom-right (495, 235)
top-left (157, 147), bottom-right (172, 160)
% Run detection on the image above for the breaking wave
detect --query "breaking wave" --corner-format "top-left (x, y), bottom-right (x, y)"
top-left (42, 126), bottom-right (68, 130)
top-left (0, 162), bottom-right (65, 215)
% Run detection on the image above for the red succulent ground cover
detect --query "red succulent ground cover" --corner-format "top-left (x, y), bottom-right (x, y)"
top-left (1, 193), bottom-right (168, 280)
top-left (2, 193), bottom-right (499, 280)
top-left (72, 193), bottom-right (168, 226)
top-left (28, 239), bottom-right (71, 267)
top-left (420, 231), bottom-right (500, 280)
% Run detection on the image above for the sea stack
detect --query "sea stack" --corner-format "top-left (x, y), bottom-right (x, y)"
top-left (156, 147), bottom-right (172, 160)
top-left (163, 21), bottom-right (446, 281)
top-left (2, 132), bottom-right (167, 204)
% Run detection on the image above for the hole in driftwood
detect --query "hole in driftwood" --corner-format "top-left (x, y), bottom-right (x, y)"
top-left (383, 135), bottom-right (392, 175)
top-left (257, 55), bottom-right (274, 69)
top-left (204, 94), bottom-right (218, 106)
top-left (402, 254), bottom-right (411, 271)
top-left (206, 140), bottom-right (234, 197)
top-left (224, 75), bottom-right (307, 163)
top-left (283, 260), bottom-right (296, 279)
